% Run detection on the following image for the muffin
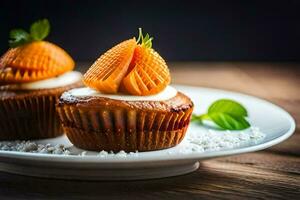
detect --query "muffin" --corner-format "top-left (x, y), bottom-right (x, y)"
top-left (57, 29), bottom-right (193, 152)
top-left (0, 19), bottom-right (82, 140)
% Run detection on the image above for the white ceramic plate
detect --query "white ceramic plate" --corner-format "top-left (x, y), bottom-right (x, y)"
top-left (0, 85), bottom-right (295, 180)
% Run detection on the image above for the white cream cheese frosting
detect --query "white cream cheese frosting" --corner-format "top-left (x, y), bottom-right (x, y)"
top-left (63, 86), bottom-right (178, 101)
top-left (11, 71), bottom-right (82, 90)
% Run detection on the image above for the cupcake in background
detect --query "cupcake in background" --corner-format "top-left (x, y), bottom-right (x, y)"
top-left (0, 19), bottom-right (82, 140)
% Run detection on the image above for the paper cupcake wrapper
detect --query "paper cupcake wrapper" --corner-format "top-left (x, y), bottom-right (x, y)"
top-left (0, 82), bottom-right (82, 140)
top-left (57, 105), bottom-right (193, 152)
top-left (0, 94), bottom-right (62, 140)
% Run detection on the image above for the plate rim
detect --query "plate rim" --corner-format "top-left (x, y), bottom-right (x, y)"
top-left (0, 84), bottom-right (296, 164)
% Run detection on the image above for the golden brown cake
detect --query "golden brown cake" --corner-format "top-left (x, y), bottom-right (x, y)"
top-left (57, 87), bottom-right (193, 152)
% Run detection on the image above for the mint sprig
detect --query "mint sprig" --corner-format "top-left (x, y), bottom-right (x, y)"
top-left (192, 99), bottom-right (250, 130)
top-left (9, 29), bottom-right (31, 48)
top-left (9, 19), bottom-right (50, 48)
top-left (136, 28), bottom-right (154, 48)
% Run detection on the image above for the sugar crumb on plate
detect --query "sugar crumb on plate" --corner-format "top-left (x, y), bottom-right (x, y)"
top-left (0, 126), bottom-right (265, 156)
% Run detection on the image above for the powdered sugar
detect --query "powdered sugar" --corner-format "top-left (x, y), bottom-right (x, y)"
top-left (0, 126), bottom-right (265, 157)
top-left (177, 125), bottom-right (265, 154)
top-left (0, 141), bottom-right (71, 155)
top-left (97, 150), bottom-right (109, 157)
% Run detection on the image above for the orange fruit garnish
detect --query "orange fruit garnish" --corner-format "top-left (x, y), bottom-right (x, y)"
top-left (121, 45), bottom-right (170, 95)
top-left (83, 29), bottom-right (171, 95)
top-left (0, 41), bottom-right (75, 84)
top-left (83, 39), bottom-right (136, 93)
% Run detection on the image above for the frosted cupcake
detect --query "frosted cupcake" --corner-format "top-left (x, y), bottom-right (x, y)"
top-left (57, 29), bottom-right (193, 152)
top-left (0, 19), bottom-right (82, 140)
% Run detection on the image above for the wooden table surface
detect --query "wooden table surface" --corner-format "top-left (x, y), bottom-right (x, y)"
top-left (0, 62), bottom-right (299, 199)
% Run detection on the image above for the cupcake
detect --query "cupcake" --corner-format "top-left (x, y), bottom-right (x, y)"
top-left (0, 19), bottom-right (82, 140)
top-left (57, 29), bottom-right (193, 152)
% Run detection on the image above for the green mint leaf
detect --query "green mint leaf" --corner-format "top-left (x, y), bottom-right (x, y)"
top-left (208, 112), bottom-right (250, 130)
top-left (9, 29), bottom-right (31, 48)
top-left (8, 19), bottom-right (51, 47)
top-left (191, 114), bottom-right (199, 122)
top-left (191, 114), bottom-right (210, 123)
top-left (30, 19), bottom-right (50, 41)
top-left (208, 99), bottom-right (248, 117)
top-left (192, 99), bottom-right (250, 130)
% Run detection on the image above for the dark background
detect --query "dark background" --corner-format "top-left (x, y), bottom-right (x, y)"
top-left (1, 0), bottom-right (300, 62)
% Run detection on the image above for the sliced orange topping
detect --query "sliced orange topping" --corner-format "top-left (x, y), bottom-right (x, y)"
top-left (83, 29), bottom-right (171, 96)
top-left (0, 41), bottom-right (75, 84)
top-left (83, 39), bottom-right (136, 93)
top-left (121, 45), bottom-right (170, 95)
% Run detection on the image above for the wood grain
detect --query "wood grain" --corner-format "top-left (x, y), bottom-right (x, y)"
top-left (0, 62), bottom-right (299, 199)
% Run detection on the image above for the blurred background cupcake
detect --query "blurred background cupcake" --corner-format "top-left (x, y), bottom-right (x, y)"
top-left (0, 19), bottom-right (82, 140)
